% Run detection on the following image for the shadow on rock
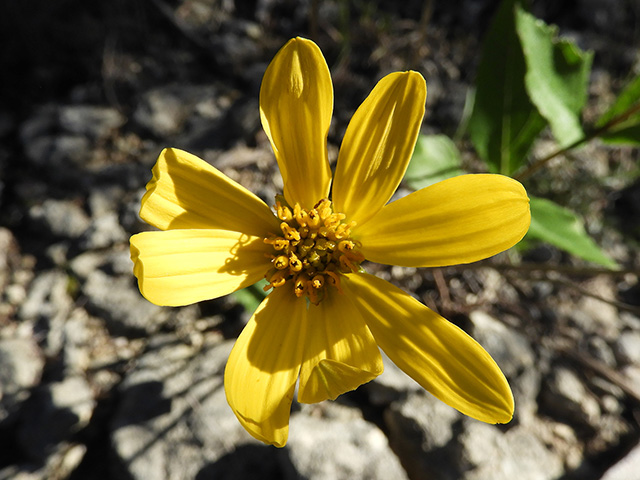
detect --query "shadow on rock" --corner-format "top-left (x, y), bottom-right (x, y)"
top-left (196, 444), bottom-right (292, 480)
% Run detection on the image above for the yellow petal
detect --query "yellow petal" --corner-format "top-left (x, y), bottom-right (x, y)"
top-left (259, 37), bottom-right (333, 209)
top-left (140, 148), bottom-right (280, 237)
top-left (130, 229), bottom-right (268, 306)
top-left (298, 288), bottom-right (383, 404)
top-left (225, 284), bottom-right (307, 447)
top-left (343, 272), bottom-right (514, 424)
top-left (356, 174), bottom-right (530, 267)
top-left (332, 71), bottom-right (426, 226)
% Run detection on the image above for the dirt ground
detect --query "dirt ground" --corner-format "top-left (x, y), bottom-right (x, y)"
top-left (1, 1), bottom-right (639, 479)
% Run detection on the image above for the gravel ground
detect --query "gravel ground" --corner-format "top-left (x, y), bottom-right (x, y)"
top-left (1, 1), bottom-right (639, 479)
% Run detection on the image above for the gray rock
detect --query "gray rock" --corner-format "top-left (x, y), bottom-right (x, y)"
top-left (58, 105), bottom-right (124, 140)
top-left (614, 330), bottom-right (640, 366)
top-left (79, 212), bottom-right (128, 250)
top-left (133, 84), bottom-right (222, 139)
top-left (600, 439), bottom-right (640, 480)
top-left (28, 199), bottom-right (90, 239)
top-left (20, 105), bottom-right (123, 171)
top-left (459, 422), bottom-right (564, 480)
top-left (70, 250), bottom-right (132, 281)
top-left (286, 402), bottom-right (408, 480)
top-left (0, 228), bottom-right (24, 320)
top-left (0, 336), bottom-right (44, 425)
top-left (540, 366), bottom-right (601, 431)
top-left (384, 391), bottom-right (461, 480)
top-left (621, 365), bottom-right (640, 391)
top-left (18, 270), bottom-right (73, 358)
top-left (0, 227), bottom-right (20, 292)
top-left (87, 185), bottom-right (125, 218)
top-left (571, 278), bottom-right (621, 341)
top-left (587, 335), bottom-right (617, 367)
top-left (0, 443), bottom-right (86, 480)
top-left (365, 351), bottom-right (422, 406)
top-left (69, 251), bottom-right (108, 280)
top-left (110, 335), bottom-right (268, 480)
top-left (470, 311), bottom-right (536, 378)
top-left (23, 135), bottom-right (90, 171)
top-left (18, 376), bottom-right (95, 462)
top-left (82, 269), bottom-right (166, 336)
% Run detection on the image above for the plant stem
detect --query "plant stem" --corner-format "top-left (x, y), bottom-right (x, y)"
top-left (514, 101), bottom-right (640, 181)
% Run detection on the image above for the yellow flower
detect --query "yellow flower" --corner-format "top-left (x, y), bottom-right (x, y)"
top-left (130, 37), bottom-right (531, 447)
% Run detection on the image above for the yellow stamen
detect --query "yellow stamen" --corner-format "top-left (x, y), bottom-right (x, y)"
top-left (276, 201), bottom-right (293, 221)
top-left (263, 198), bottom-right (363, 303)
top-left (265, 270), bottom-right (287, 290)
top-left (311, 274), bottom-right (324, 289)
top-left (274, 255), bottom-right (289, 270)
top-left (294, 274), bottom-right (308, 297)
top-left (281, 222), bottom-right (301, 242)
top-left (264, 236), bottom-right (289, 250)
top-left (289, 253), bottom-right (303, 272)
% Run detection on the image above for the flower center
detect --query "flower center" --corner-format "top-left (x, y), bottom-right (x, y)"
top-left (263, 198), bottom-right (364, 305)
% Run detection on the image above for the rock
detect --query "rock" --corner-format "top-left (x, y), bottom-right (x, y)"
top-left (20, 104), bottom-right (123, 173)
top-left (614, 330), bottom-right (640, 366)
top-left (0, 228), bottom-right (25, 320)
top-left (18, 376), bottom-right (95, 462)
top-left (459, 422), bottom-right (564, 480)
top-left (69, 251), bottom-right (109, 280)
top-left (285, 402), bottom-right (408, 480)
top-left (87, 185), bottom-right (125, 218)
top-left (600, 440), bottom-right (640, 480)
top-left (80, 185), bottom-right (130, 250)
top-left (0, 227), bottom-right (20, 292)
top-left (0, 443), bottom-right (86, 480)
top-left (470, 311), bottom-right (536, 377)
top-left (79, 212), bottom-right (128, 250)
top-left (133, 85), bottom-right (224, 140)
top-left (18, 270), bottom-right (74, 358)
top-left (0, 336), bottom-right (44, 425)
top-left (195, 444), bottom-right (288, 480)
top-left (110, 334), bottom-right (263, 480)
top-left (58, 105), bottom-right (124, 140)
top-left (69, 250), bottom-right (132, 281)
top-left (209, 22), bottom-right (264, 80)
top-left (28, 199), bottom-right (91, 240)
top-left (587, 335), bottom-right (617, 367)
top-left (539, 366), bottom-right (601, 431)
top-left (572, 277), bottom-right (620, 340)
top-left (23, 135), bottom-right (91, 172)
top-left (82, 269), bottom-right (166, 337)
top-left (364, 351), bottom-right (422, 406)
top-left (134, 86), bottom-right (191, 137)
top-left (0, 232), bottom-right (36, 323)
top-left (384, 391), bottom-right (461, 480)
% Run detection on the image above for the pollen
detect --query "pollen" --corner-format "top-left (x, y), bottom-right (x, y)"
top-left (263, 198), bottom-right (364, 305)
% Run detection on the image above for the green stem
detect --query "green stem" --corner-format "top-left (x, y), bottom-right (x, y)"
top-left (514, 101), bottom-right (640, 181)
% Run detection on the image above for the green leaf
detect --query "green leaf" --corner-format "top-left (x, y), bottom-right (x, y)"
top-left (468, 0), bottom-right (546, 175)
top-left (597, 75), bottom-right (640, 145)
top-left (404, 134), bottom-right (464, 190)
top-left (515, 6), bottom-right (593, 147)
top-left (526, 196), bottom-right (618, 268)
top-left (232, 279), bottom-right (268, 313)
